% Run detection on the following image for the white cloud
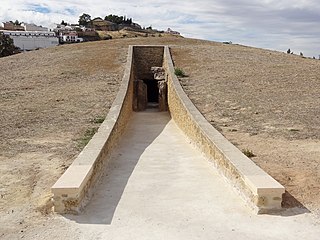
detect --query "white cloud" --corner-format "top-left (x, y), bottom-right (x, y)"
top-left (0, 0), bottom-right (319, 56)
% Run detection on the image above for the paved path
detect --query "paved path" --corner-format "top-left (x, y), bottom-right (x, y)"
top-left (23, 111), bottom-right (320, 239)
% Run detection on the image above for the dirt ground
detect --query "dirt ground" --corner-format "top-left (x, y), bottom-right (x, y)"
top-left (0, 36), bottom-right (319, 238)
top-left (170, 40), bottom-right (320, 212)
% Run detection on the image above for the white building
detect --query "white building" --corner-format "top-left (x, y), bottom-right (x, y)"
top-left (166, 28), bottom-right (180, 35)
top-left (1, 30), bottom-right (59, 51)
top-left (61, 35), bottom-right (83, 43)
top-left (59, 31), bottom-right (83, 43)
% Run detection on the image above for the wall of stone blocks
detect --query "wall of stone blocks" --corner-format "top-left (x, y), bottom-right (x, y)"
top-left (133, 46), bottom-right (164, 80)
top-left (51, 46), bottom-right (136, 214)
top-left (52, 45), bottom-right (285, 215)
top-left (52, 46), bottom-right (165, 214)
top-left (163, 46), bottom-right (285, 214)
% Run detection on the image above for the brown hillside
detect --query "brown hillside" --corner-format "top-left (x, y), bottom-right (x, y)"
top-left (0, 36), bottom-right (319, 237)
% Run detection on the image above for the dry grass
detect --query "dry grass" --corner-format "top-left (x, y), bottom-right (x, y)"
top-left (0, 35), bottom-right (319, 237)
top-left (171, 40), bottom-right (320, 212)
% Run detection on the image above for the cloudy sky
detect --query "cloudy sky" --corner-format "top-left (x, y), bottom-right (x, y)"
top-left (1, 0), bottom-right (320, 56)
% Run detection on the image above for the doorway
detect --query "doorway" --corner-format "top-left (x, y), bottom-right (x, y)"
top-left (144, 80), bottom-right (159, 104)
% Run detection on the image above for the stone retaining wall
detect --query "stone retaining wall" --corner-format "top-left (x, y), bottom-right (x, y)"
top-left (51, 46), bottom-right (135, 214)
top-left (52, 45), bottom-right (285, 214)
top-left (51, 45), bottom-right (166, 214)
top-left (133, 46), bottom-right (164, 80)
top-left (163, 46), bottom-right (285, 214)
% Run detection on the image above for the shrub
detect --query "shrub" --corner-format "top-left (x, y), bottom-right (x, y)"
top-left (174, 68), bottom-right (187, 77)
top-left (0, 33), bottom-right (19, 57)
top-left (91, 116), bottom-right (105, 124)
top-left (77, 127), bottom-right (98, 149)
top-left (242, 148), bottom-right (256, 158)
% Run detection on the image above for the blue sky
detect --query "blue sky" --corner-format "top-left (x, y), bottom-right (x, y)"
top-left (28, 4), bottom-right (51, 14)
top-left (1, 0), bottom-right (320, 57)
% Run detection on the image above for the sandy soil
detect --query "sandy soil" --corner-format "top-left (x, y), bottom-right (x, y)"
top-left (0, 41), bottom-right (126, 237)
top-left (170, 40), bottom-right (320, 212)
top-left (0, 36), bottom-right (319, 238)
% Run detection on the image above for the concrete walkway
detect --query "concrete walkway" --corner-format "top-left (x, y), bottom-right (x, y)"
top-left (24, 111), bottom-right (320, 239)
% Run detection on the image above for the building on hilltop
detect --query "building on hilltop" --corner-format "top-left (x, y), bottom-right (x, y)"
top-left (166, 28), bottom-right (180, 35)
top-left (1, 30), bottom-right (59, 51)
top-left (21, 23), bottom-right (48, 32)
top-left (3, 22), bottom-right (49, 32)
top-left (118, 22), bottom-right (142, 31)
top-left (1, 22), bottom-right (59, 51)
top-left (132, 22), bottom-right (142, 29)
top-left (3, 21), bottom-right (25, 31)
top-left (53, 23), bottom-right (97, 43)
top-left (91, 18), bottom-right (117, 31)
top-left (59, 31), bottom-right (83, 43)
top-left (54, 24), bottom-right (75, 32)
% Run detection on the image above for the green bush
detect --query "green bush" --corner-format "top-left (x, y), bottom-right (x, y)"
top-left (77, 127), bottom-right (98, 149)
top-left (242, 148), bottom-right (256, 158)
top-left (174, 68), bottom-right (186, 77)
top-left (91, 116), bottom-right (105, 124)
top-left (0, 33), bottom-right (19, 57)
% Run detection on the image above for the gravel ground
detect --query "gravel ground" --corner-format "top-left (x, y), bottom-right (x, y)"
top-left (0, 36), bottom-right (319, 238)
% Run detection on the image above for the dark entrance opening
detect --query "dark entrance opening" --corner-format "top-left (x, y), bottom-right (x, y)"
top-left (144, 80), bottom-right (159, 103)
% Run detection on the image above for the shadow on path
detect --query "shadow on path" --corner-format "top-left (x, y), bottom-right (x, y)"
top-left (65, 111), bottom-right (171, 225)
top-left (275, 191), bottom-right (311, 217)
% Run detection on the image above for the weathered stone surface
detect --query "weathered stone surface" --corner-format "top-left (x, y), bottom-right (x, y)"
top-left (158, 80), bottom-right (168, 111)
top-left (151, 66), bottom-right (164, 72)
top-left (52, 45), bottom-right (285, 215)
top-left (133, 80), bottom-right (147, 111)
top-left (51, 46), bottom-right (135, 214)
top-left (151, 66), bottom-right (166, 80)
top-left (163, 46), bottom-right (285, 214)
top-left (154, 72), bottom-right (165, 81)
top-left (133, 46), bottom-right (164, 80)
top-left (52, 46), bottom-right (167, 213)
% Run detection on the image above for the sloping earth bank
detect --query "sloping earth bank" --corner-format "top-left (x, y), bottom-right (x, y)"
top-left (170, 39), bottom-right (320, 213)
top-left (0, 36), bottom-right (319, 238)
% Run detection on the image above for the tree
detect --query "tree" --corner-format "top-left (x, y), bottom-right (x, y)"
top-left (14, 20), bottom-right (21, 26)
top-left (0, 33), bottom-right (19, 57)
top-left (9, 20), bottom-right (21, 26)
top-left (79, 13), bottom-right (91, 26)
top-left (105, 14), bottom-right (120, 24)
top-left (104, 14), bottom-right (133, 25)
top-left (61, 20), bottom-right (68, 26)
